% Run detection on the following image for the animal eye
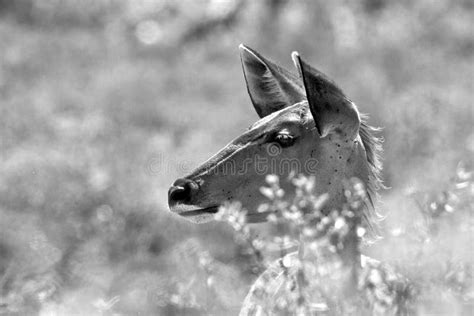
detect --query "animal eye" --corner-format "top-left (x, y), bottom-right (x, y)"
top-left (274, 133), bottom-right (295, 147)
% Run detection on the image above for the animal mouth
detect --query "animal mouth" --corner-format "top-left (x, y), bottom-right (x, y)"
top-left (179, 206), bottom-right (219, 217)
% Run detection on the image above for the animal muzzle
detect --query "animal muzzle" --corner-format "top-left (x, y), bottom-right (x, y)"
top-left (168, 178), bottom-right (220, 223)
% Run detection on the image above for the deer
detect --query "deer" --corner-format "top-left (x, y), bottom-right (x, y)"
top-left (167, 45), bottom-right (410, 315)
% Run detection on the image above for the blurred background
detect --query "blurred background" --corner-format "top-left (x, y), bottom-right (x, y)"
top-left (0, 0), bottom-right (472, 315)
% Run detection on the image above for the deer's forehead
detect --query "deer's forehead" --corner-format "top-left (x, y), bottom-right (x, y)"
top-left (248, 103), bottom-right (309, 132)
top-left (237, 116), bottom-right (299, 145)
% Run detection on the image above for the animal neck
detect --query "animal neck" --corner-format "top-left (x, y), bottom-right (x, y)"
top-left (298, 225), bottom-right (361, 297)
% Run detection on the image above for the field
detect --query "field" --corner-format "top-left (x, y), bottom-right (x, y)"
top-left (0, 1), bottom-right (472, 315)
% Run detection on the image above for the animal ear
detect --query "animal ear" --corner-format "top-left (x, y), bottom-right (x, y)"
top-left (291, 52), bottom-right (360, 140)
top-left (239, 44), bottom-right (305, 118)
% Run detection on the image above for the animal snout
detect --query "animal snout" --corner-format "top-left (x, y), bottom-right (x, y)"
top-left (168, 178), bottom-right (200, 206)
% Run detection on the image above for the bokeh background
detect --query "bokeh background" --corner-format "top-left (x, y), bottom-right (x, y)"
top-left (0, 0), bottom-right (472, 315)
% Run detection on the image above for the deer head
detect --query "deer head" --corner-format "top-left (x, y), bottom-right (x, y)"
top-left (168, 45), bottom-right (371, 224)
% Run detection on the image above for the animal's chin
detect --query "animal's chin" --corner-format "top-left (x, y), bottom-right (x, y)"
top-left (170, 204), bottom-right (273, 224)
top-left (170, 205), bottom-right (219, 224)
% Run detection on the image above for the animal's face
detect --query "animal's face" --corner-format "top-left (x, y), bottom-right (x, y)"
top-left (168, 45), bottom-right (369, 224)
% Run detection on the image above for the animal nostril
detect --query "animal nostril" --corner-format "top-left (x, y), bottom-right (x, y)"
top-left (168, 178), bottom-right (199, 205)
top-left (169, 186), bottom-right (188, 202)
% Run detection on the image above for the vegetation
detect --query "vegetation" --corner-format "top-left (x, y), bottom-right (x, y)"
top-left (220, 168), bottom-right (472, 315)
top-left (0, 1), bottom-right (472, 315)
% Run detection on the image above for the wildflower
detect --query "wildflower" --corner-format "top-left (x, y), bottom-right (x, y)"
top-left (266, 174), bottom-right (279, 186)
top-left (260, 187), bottom-right (275, 200)
top-left (334, 217), bottom-right (346, 230)
top-left (267, 213), bottom-right (278, 223)
top-left (257, 204), bottom-right (269, 213)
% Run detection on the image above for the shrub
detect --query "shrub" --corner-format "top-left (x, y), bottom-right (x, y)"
top-left (216, 165), bottom-right (472, 315)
